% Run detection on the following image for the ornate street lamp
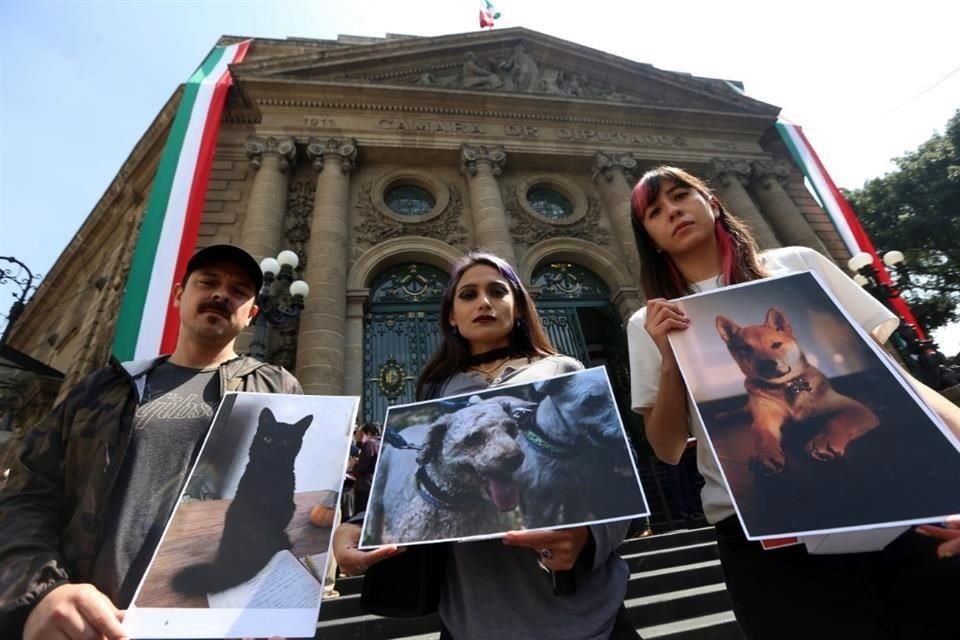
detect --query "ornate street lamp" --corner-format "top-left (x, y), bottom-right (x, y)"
top-left (1, 256), bottom-right (39, 345)
top-left (847, 250), bottom-right (959, 390)
top-left (249, 250), bottom-right (309, 362)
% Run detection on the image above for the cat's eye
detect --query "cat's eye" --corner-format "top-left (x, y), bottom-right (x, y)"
top-left (771, 342), bottom-right (782, 349)
top-left (263, 436), bottom-right (272, 443)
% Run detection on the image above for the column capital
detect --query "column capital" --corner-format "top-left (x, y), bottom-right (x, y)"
top-left (306, 137), bottom-right (358, 174)
top-left (708, 157), bottom-right (752, 187)
top-left (460, 144), bottom-right (507, 177)
top-left (592, 151), bottom-right (638, 183)
top-left (751, 159), bottom-right (793, 188)
top-left (245, 135), bottom-right (296, 172)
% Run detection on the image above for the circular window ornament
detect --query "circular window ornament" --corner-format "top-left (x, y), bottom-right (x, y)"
top-left (516, 175), bottom-right (587, 226)
top-left (373, 171), bottom-right (450, 223)
top-left (385, 185), bottom-right (436, 217)
top-left (526, 185), bottom-right (574, 220)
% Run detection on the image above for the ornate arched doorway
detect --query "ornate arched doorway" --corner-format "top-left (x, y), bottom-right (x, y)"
top-left (362, 263), bottom-right (448, 422)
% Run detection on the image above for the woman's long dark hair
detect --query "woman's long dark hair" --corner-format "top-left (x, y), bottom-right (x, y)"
top-left (629, 166), bottom-right (767, 300)
top-left (415, 251), bottom-right (557, 400)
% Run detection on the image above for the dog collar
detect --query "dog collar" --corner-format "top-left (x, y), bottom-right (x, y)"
top-left (521, 422), bottom-right (580, 460)
top-left (752, 375), bottom-right (813, 398)
top-left (521, 395), bottom-right (595, 459)
top-left (785, 376), bottom-right (813, 397)
top-left (415, 466), bottom-right (486, 511)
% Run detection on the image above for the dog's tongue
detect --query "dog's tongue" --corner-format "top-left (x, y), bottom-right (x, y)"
top-left (487, 478), bottom-right (520, 511)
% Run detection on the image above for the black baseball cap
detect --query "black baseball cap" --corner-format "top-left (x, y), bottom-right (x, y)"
top-left (183, 244), bottom-right (263, 293)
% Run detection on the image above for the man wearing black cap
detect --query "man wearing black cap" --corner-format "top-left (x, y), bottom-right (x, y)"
top-left (0, 245), bottom-right (302, 639)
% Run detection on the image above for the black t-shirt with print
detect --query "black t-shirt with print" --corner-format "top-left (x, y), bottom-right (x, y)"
top-left (91, 360), bottom-right (220, 607)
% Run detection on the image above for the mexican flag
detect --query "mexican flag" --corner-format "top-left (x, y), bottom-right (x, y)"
top-left (776, 120), bottom-right (925, 338)
top-left (479, 0), bottom-right (501, 28)
top-left (113, 41), bottom-right (250, 361)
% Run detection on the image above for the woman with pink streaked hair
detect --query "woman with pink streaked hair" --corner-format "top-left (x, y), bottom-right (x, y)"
top-left (626, 165), bottom-right (960, 639)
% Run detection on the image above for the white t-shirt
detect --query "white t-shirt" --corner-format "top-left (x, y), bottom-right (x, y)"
top-left (627, 246), bottom-right (899, 524)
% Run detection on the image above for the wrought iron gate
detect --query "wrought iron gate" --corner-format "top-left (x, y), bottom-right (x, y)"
top-left (362, 264), bottom-right (448, 423)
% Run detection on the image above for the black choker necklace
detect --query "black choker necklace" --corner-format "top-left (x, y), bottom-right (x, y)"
top-left (468, 346), bottom-right (521, 366)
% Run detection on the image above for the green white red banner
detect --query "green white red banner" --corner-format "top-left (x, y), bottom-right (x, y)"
top-left (776, 121), bottom-right (925, 338)
top-left (113, 41), bottom-right (250, 361)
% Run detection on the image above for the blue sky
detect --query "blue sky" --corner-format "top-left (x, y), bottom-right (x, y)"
top-left (1, 0), bottom-right (958, 351)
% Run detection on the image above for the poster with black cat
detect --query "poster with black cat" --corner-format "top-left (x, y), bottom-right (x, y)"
top-left (123, 392), bottom-right (359, 639)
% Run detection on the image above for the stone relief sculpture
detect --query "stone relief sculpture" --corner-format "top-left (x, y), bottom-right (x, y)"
top-left (462, 52), bottom-right (504, 90)
top-left (499, 44), bottom-right (541, 92)
top-left (285, 174), bottom-right (316, 271)
top-left (401, 46), bottom-right (669, 106)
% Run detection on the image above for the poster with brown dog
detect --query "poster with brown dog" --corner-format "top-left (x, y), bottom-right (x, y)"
top-left (359, 367), bottom-right (649, 547)
top-left (668, 271), bottom-right (960, 542)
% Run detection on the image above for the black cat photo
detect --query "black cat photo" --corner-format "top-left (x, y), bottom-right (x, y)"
top-left (172, 407), bottom-right (313, 596)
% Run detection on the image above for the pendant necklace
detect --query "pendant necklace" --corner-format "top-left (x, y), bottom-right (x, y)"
top-left (470, 358), bottom-right (510, 383)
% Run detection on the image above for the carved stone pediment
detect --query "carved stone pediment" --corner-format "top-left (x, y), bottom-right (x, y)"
top-left (232, 28), bottom-right (778, 116)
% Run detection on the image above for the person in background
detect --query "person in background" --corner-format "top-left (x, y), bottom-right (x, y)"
top-left (351, 422), bottom-right (382, 515)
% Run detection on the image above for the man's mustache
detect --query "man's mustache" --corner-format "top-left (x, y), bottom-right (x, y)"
top-left (198, 300), bottom-right (233, 317)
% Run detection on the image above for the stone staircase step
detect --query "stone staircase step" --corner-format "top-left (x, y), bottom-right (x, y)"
top-left (626, 583), bottom-right (732, 627)
top-left (619, 527), bottom-right (715, 554)
top-left (639, 611), bottom-right (745, 640)
top-left (623, 541), bottom-right (721, 573)
top-left (318, 592), bottom-right (364, 620)
top-left (626, 560), bottom-right (724, 598)
top-left (315, 611), bottom-right (440, 639)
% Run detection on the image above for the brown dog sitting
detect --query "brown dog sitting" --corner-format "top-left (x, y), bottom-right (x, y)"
top-left (716, 307), bottom-right (879, 475)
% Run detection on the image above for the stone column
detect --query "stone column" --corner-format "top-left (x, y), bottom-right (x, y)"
top-left (592, 151), bottom-right (643, 281)
top-left (295, 138), bottom-right (358, 395)
top-left (241, 135), bottom-right (296, 261)
top-left (750, 160), bottom-right (828, 253)
top-left (460, 144), bottom-right (516, 265)
top-left (343, 289), bottom-right (368, 398)
top-left (708, 158), bottom-right (780, 250)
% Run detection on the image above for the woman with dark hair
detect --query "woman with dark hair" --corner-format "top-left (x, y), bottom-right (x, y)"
top-left (626, 166), bottom-right (960, 639)
top-left (333, 251), bottom-right (638, 639)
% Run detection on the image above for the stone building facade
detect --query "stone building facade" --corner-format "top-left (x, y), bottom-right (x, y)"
top-left (2, 28), bottom-right (850, 439)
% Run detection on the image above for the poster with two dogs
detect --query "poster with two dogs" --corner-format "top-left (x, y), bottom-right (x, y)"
top-left (667, 271), bottom-right (960, 549)
top-left (123, 392), bottom-right (358, 639)
top-left (360, 366), bottom-right (650, 547)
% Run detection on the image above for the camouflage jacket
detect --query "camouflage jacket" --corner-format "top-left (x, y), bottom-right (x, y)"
top-left (0, 355), bottom-right (301, 632)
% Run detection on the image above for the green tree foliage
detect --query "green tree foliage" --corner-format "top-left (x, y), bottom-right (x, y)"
top-left (843, 109), bottom-right (960, 334)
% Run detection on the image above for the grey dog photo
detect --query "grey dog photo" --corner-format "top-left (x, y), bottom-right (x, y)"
top-left (360, 367), bottom-right (649, 547)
